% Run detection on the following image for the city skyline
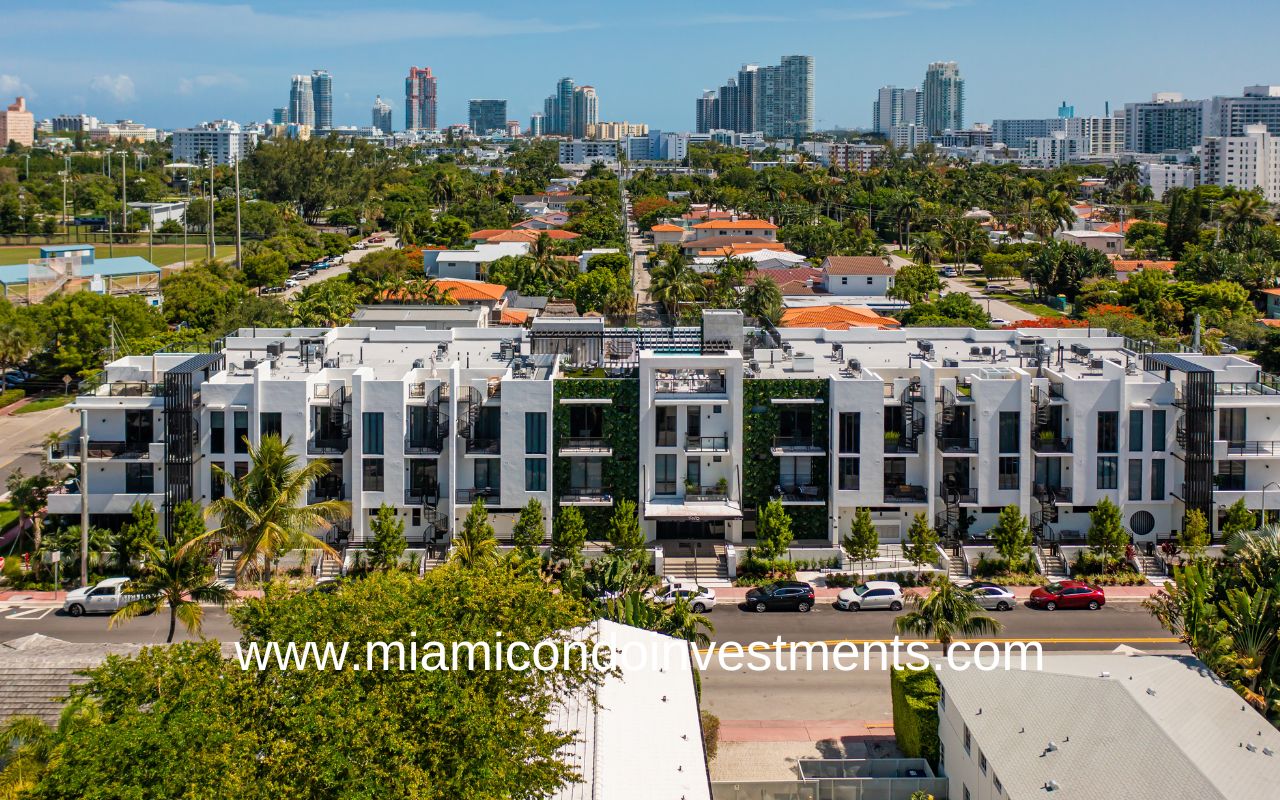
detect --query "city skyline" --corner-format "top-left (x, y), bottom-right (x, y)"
top-left (2, 0), bottom-right (1278, 132)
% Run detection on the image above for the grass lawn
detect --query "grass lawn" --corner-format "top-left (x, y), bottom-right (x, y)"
top-left (13, 395), bottom-right (74, 414)
top-left (0, 502), bottom-right (17, 534)
top-left (1007, 299), bottom-right (1067, 318)
top-left (0, 244), bottom-right (234, 268)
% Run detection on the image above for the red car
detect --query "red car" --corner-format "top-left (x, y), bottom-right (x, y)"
top-left (1028, 580), bottom-right (1106, 611)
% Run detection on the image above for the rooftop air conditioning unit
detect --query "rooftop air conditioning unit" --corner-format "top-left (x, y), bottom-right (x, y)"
top-left (266, 342), bottom-right (284, 358)
top-left (242, 359), bottom-right (258, 370)
top-left (412, 358), bottom-right (425, 369)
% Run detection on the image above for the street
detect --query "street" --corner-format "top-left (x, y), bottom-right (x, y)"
top-left (280, 234), bottom-right (399, 299)
top-left (0, 404), bottom-right (77, 487)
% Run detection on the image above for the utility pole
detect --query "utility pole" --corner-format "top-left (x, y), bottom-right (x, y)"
top-left (121, 152), bottom-right (128, 247)
top-left (78, 409), bottom-right (89, 588)
top-left (62, 154), bottom-right (70, 237)
top-left (234, 156), bottom-right (242, 268)
top-left (208, 158), bottom-right (215, 262)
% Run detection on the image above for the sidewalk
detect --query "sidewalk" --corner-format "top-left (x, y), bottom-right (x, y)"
top-left (714, 584), bottom-right (1161, 602)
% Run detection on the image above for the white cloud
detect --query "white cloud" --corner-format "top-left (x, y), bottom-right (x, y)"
top-left (0, 74), bottom-right (33, 98)
top-left (90, 73), bottom-right (136, 103)
top-left (177, 73), bottom-right (245, 94)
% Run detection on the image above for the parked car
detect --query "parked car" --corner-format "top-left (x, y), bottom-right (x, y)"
top-left (284, 279), bottom-right (299, 288)
top-left (352, 241), bottom-right (368, 250)
top-left (835, 580), bottom-right (904, 612)
top-left (968, 584), bottom-right (1016, 611)
top-left (1028, 580), bottom-right (1105, 611)
top-left (651, 582), bottom-right (716, 613)
top-left (291, 271), bottom-right (310, 281)
top-left (744, 580), bottom-right (815, 613)
top-left (989, 318), bottom-right (1010, 327)
top-left (942, 266), bottom-right (958, 278)
top-left (63, 577), bottom-right (133, 617)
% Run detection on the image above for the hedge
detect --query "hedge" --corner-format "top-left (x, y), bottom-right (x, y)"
top-left (891, 666), bottom-right (941, 769)
top-left (0, 388), bottom-right (24, 409)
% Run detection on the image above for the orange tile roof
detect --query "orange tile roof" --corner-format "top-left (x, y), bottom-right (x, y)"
top-left (1112, 259), bottom-right (1176, 273)
top-left (468, 229), bottom-right (508, 240)
top-left (1259, 318), bottom-right (1280, 327)
top-left (692, 219), bottom-right (778, 230)
top-left (469, 229), bottom-right (580, 243)
top-left (432, 279), bottom-right (507, 302)
top-left (650, 223), bottom-right (684, 232)
top-left (780, 305), bottom-right (899, 330)
top-left (822, 256), bottom-right (894, 276)
top-left (1261, 289), bottom-right (1280, 297)
top-left (497, 308), bottom-right (530, 325)
top-left (685, 236), bottom-right (782, 251)
top-left (1096, 219), bottom-right (1149, 234)
top-left (704, 242), bottom-right (789, 257)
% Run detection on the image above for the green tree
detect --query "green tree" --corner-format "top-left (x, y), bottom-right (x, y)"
top-left (108, 525), bottom-right (233, 643)
top-left (192, 434), bottom-right (349, 583)
top-left (112, 500), bottom-right (158, 573)
top-left (367, 502), bottom-right (407, 571)
top-left (1087, 496), bottom-right (1127, 564)
top-left (5, 467), bottom-right (56, 554)
top-left (989, 504), bottom-right (1032, 566)
top-left (0, 700), bottom-right (98, 798)
top-left (606, 499), bottom-right (645, 562)
top-left (903, 512), bottom-right (939, 578)
top-left (1180, 508), bottom-right (1210, 559)
top-left (755, 499), bottom-right (794, 560)
top-left (742, 275), bottom-right (783, 324)
top-left (842, 507), bottom-right (880, 577)
top-left (241, 250), bottom-right (289, 291)
top-left (451, 498), bottom-right (498, 570)
top-left (894, 575), bottom-right (1002, 656)
top-left (33, 292), bottom-right (166, 377)
top-left (551, 506), bottom-right (588, 566)
top-left (1220, 499), bottom-right (1257, 541)
top-left (887, 262), bottom-right (941, 304)
top-left (511, 498), bottom-right (546, 560)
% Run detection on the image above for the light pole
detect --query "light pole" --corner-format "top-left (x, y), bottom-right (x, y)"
top-left (61, 154), bottom-right (70, 237)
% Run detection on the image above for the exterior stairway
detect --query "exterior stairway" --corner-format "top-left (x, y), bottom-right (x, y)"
top-left (214, 557), bottom-right (237, 587)
top-left (1039, 547), bottom-right (1069, 581)
top-left (946, 553), bottom-right (969, 582)
top-left (663, 542), bottom-right (731, 587)
top-left (1134, 554), bottom-right (1171, 587)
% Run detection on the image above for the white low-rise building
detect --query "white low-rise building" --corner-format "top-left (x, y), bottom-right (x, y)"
top-left (423, 242), bottom-right (530, 281)
top-left (1202, 122), bottom-right (1280, 203)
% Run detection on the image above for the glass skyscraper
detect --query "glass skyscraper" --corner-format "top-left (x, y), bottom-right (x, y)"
top-left (311, 70), bottom-right (332, 130)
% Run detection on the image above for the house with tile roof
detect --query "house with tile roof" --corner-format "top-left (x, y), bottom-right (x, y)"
top-left (820, 256), bottom-right (896, 296)
top-left (690, 219), bottom-right (778, 241)
top-left (779, 304), bottom-right (899, 330)
top-left (1262, 287), bottom-right (1280, 319)
top-left (424, 242), bottom-right (530, 281)
top-left (1112, 259), bottom-right (1176, 282)
top-left (649, 223), bottom-right (687, 247)
top-left (512, 212), bottom-right (570, 230)
top-left (469, 229), bottom-right (581, 245)
top-left (681, 236), bottom-right (784, 258)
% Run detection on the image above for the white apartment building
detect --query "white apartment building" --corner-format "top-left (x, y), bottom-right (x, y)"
top-left (1141, 162), bottom-right (1198, 200)
top-left (890, 123), bottom-right (924, 151)
top-left (171, 120), bottom-right (259, 166)
top-left (1065, 115), bottom-right (1126, 157)
top-left (936, 653), bottom-right (1280, 800)
top-left (1022, 131), bottom-right (1086, 168)
top-left (558, 140), bottom-right (619, 166)
top-left (1201, 122), bottom-right (1280, 203)
top-left (52, 317), bottom-right (1279, 572)
top-left (422, 242), bottom-right (529, 281)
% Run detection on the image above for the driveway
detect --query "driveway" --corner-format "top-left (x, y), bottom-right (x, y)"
top-left (281, 235), bottom-right (399, 299)
top-left (889, 252), bottom-right (1035, 323)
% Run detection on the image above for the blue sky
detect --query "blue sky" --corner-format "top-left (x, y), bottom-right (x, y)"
top-left (2, 0), bottom-right (1278, 131)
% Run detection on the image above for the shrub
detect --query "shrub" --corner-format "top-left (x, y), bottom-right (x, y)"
top-left (0, 388), bottom-right (23, 409)
top-left (736, 549), bottom-right (798, 583)
top-left (700, 711), bottom-right (721, 762)
top-left (891, 666), bottom-right (940, 769)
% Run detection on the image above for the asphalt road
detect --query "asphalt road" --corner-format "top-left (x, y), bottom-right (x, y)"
top-left (280, 235), bottom-right (399, 299)
top-left (0, 404), bottom-right (78, 488)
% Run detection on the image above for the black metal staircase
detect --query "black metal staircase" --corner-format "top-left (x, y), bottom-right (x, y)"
top-left (456, 385), bottom-right (482, 440)
top-left (1031, 484), bottom-right (1060, 540)
top-left (936, 478), bottom-right (962, 545)
top-left (935, 386), bottom-right (956, 444)
top-left (330, 385), bottom-right (352, 437)
top-left (901, 378), bottom-right (925, 451)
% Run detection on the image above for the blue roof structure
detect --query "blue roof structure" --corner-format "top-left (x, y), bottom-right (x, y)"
top-left (0, 256), bottom-right (160, 286)
top-left (39, 244), bottom-right (97, 256)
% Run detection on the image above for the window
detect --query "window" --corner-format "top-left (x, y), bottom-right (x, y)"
top-left (566, 406), bottom-right (601, 439)
top-left (234, 461), bottom-right (248, 480)
top-left (569, 458), bottom-right (602, 492)
top-left (993, 775), bottom-right (1003, 794)
top-left (233, 411), bottom-right (249, 454)
top-left (260, 412), bottom-right (282, 440)
top-left (210, 411), bottom-right (225, 454)
top-left (210, 462), bottom-right (224, 501)
top-left (998, 457), bottom-right (1019, 490)
top-left (979, 752), bottom-right (988, 775)
top-left (998, 411), bottom-right (1019, 453)
top-left (963, 786), bottom-right (971, 800)
top-left (1097, 411), bottom-right (1118, 453)
top-left (362, 412), bottom-right (384, 455)
top-left (838, 412), bottom-right (860, 453)
top-left (655, 454), bottom-right (677, 494)
top-left (1151, 458), bottom-right (1166, 500)
top-left (1097, 456), bottom-right (1118, 490)
top-left (1128, 459), bottom-right (1143, 501)
top-left (963, 725), bottom-right (971, 754)
top-left (525, 412), bottom-right (547, 454)
top-left (362, 458), bottom-right (384, 492)
top-left (474, 459), bottom-right (500, 491)
top-left (655, 407), bottom-right (676, 447)
top-left (1129, 410), bottom-right (1144, 452)
top-left (838, 457), bottom-right (860, 491)
top-left (865, 276), bottom-right (873, 285)
top-left (125, 463), bottom-right (154, 493)
top-left (1152, 410), bottom-right (1166, 451)
top-left (1219, 407), bottom-right (1247, 444)
top-left (686, 459), bottom-right (701, 489)
top-left (525, 458), bottom-right (547, 492)
top-left (1217, 460), bottom-right (1246, 491)
top-left (884, 457), bottom-right (906, 487)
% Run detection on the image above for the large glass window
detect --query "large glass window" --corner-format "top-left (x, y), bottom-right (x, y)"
top-left (1219, 408), bottom-right (1247, 445)
top-left (260, 412), bottom-right (282, 440)
top-left (998, 457), bottom-right (1020, 490)
top-left (838, 457), bottom-right (860, 490)
top-left (233, 411), bottom-right (249, 454)
top-left (655, 454), bottom-right (677, 494)
top-left (1128, 410), bottom-right (1144, 452)
top-left (838, 413), bottom-right (860, 453)
top-left (473, 459), bottom-right (500, 491)
top-left (1098, 411), bottom-right (1118, 453)
top-left (525, 412), bottom-right (547, 454)
top-left (124, 410), bottom-right (153, 446)
top-left (362, 458), bottom-right (384, 492)
top-left (1152, 410), bottom-right (1167, 451)
top-left (1097, 456), bottom-right (1118, 490)
top-left (570, 458), bottom-right (603, 491)
top-left (408, 460), bottom-right (438, 499)
top-left (1217, 460), bottom-right (1246, 491)
top-left (209, 462), bottom-right (224, 501)
top-left (525, 458), bottom-right (546, 492)
top-left (883, 457), bottom-right (907, 487)
top-left (210, 411), bottom-right (225, 454)
top-left (1128, 459), bottom-right (1143, 501)
top-left (655, 408), bottom-right (676, 447)
top-left (362, 412), bottom-right (384, 455)
top-left (1151, 459), bottom-right (1166, 500)
top-left (125, 463), bottom-right (154, 493)
top-left (999, 412), bottom-right (1020, 453)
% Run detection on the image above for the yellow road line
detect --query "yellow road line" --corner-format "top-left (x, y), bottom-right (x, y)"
top-left (697, 636), bottom-right (1180, 654)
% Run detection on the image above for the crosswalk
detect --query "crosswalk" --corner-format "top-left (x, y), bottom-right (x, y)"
top-left (1, 604), bottom-right (56, 620)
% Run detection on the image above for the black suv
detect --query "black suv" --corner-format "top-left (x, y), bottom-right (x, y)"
top-left (744, 581), bottom-right (816, 613)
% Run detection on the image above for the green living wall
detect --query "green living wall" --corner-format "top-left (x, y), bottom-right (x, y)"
top-left (553, 378), bottom-right (640, 531)
top-left (742, 378), bottom-right (829, 539)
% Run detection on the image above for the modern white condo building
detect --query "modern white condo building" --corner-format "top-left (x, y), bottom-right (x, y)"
top-left (50, 313), bottom-right (1280, 575)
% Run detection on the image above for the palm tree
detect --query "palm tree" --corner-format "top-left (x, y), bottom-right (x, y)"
top-left (742, 275), bottom-right (783, 324)
top-left (912, 231), bottom-right (944, 266)
top-left (894, 575), bottom-right (1002, 656)
top-left (1033, 190), bottom-right (1074, 236)
top-left (1218, 193), bottom-right (1270, 239)
top-left (0, 324), bottom-right (33, 383)
top-left (428, 170), bottom-right (458, 213)
top-left (528, 232), bottom-right (568, 285)
top-left (188, 434), bottom-right (349, 583)
top-left (0, 700), bottom-right (98, 797)
top-left (109, 534), bottom-right (233, 643)
top-left (649, 255), bottom-right (704, 315)
top-left (662, 596), bottom-right (714, 648)
top-left (452, 497), bottom-right (498, 569)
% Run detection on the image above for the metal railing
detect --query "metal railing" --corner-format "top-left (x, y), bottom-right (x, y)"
top-left (307, 437), bottom-right (348, 454)
top-left (408, 383), bottom-right (426, 399)
top-left (308, 482), bottom-right (346, 503)
top-left (686, 485), bottom-right (731, 502)
top-left (653, 376), bottom-right (726, 394)
top-left (405, 484), bottom-right (440, 505)
top-left (938, 437), bottom-right (979, 453)
top-left (561, 488), bottom-right (612, 503)
top-left (1033, 484), bottom-right (1072, 502)
top-left (457, 487), bottom-right (499, 503)
top-left (883, 438), bottom-right (918, 454)
top-left (463, 437), bottom-right (500, 455)
top-left (1032, 436), bottom-right (1073, 453)
top-left (774, 484), bottom-right (825, 502)
top-left (772, 435), bottom-right (822, 451)
top-left (53, 438), bottom-right (153, 459)
top-left (404, 435), bottom-right (444, 454)
top-left (561, 436), bottom-right (610, 452)
top-left (1224, 440), bottom-right (1280, 456)
top-left (1214, 382), bottom-right (1280, 396)
top-left (884, 484), bottom-right (927, 503)
top-left (655, 480), bottom-right (678, 495)
top-left (938, 482), bottom-right (976, 503)
top-left (685, 435), bottom-right (729, 451)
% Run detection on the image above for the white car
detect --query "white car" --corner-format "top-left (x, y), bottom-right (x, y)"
top-left (651, 582), bottom-right (716, 613)
top-left (284, 279), bottom-right (299, 288)
top-left (63, 577), bottom-right (133, 617)
top-left (967, 583), bottom-right (1016, 611)
top-left (989, 318), bottom-right (1010, 328)
top-left (836, 580), bottom-right (904, 612)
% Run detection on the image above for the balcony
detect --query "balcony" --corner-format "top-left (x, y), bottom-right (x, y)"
top-left (1033, 484), bottom-right (1072, 503)
top-left (1032, 436), bottom-right (1073, 454)
top-left (770, 435), bottom-right (824, 455)
top-left (307, 436), bottom-right (348, 455)
top-left (457, 487), bottom-right (499, 504)
top-left (773, 483), bottom-right (826, 505)
top-left (462, 437), bottom-right (501, 455)
top-left (559, 489), bottom-right (613, 506)
top-left (938, 482), bottom-right (977, 504)
top-left (686, 485), bottom-right (731, 502)
top-left (685, 435), bottom-right (729, 452)
top-left (560, 437), bottom-right (612, 456)
top-left (654, 376), bottom-right (727, 395)
top-left (1222, 440), bottom-right (1280, 457)
top-left (308, 482), bottom-right (346, 504)
top-left (78, 373), bottom-right (164, 398)
top-left (1214, 381), bottom-right (1280, 397)
top-left (883, 437), bottom-right (918, 454)
top-left (884, 483), bottom-right (927, 504)
top-left (405, 484), bottom-right (440, 506)
top-left (938, 437), bottom-right (979, 454)
top-left (404, 435), bottom-right (444, 455)
top-left (51, 437), bottom-right (153, 461)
